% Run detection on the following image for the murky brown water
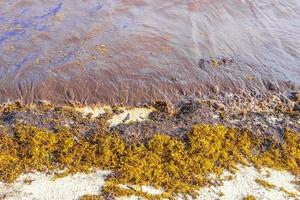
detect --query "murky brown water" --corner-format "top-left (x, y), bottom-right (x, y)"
top-left (0, 0), bottom-right (299, 105)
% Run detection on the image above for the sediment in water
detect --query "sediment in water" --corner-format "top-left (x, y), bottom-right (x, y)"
top-left (1, 0), bottom-right (300, 105)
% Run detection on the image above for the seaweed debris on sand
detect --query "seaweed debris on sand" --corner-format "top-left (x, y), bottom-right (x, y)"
top-left (0, 98), bottom-right (299, 199)
top-left (1, 0), bottom-right (300, 199)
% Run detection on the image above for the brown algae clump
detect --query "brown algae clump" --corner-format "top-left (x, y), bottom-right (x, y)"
top-left (81, 195), bottom-right (104, 200)
top-left (255, 179), bottom-right (276, 190)
top-left (252, 129), bottom-right (300, 175)
top-left (0, 124), bottom-right (299, 199)
top-left (242, 195), bottom-right (257, 200)
top-left (279, 187), bottom-right (298, 198)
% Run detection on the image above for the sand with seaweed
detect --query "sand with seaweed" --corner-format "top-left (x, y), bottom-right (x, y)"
top-left (0, 100), bottom-right (299, 199)
top-left (0, 0), bottom-right (299, 199)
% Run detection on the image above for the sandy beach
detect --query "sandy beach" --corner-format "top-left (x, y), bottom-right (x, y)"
top-left (0, 0), bottom-right (299, 199)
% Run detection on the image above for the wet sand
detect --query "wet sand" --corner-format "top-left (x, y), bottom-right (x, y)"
top-left (0, 0), bottom-right (299, 105)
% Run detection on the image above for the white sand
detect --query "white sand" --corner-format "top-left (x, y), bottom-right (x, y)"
top-left (0, 167), bottom-right (298, 200)
top-left (74, 106), bottom-right (154, 127)
top-left (115, 185), bottom-right (164, 200)
top-left (74, 106), bottom-right (111, 118)
top-left (196, 166), bottom-right (299, 200)
top-left (0, 171), bottom-right (110, 200)
top-left (107, 107), bottom-right (154, 127)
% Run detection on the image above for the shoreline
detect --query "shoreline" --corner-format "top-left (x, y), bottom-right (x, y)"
top-left (1, 0), bottom-right (300, 199)
top-left (0, 92), bottom-right (298, 141)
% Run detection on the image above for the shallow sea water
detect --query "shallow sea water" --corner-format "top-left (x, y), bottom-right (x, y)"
top-left (0, 0), bottom-right (299, 105)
